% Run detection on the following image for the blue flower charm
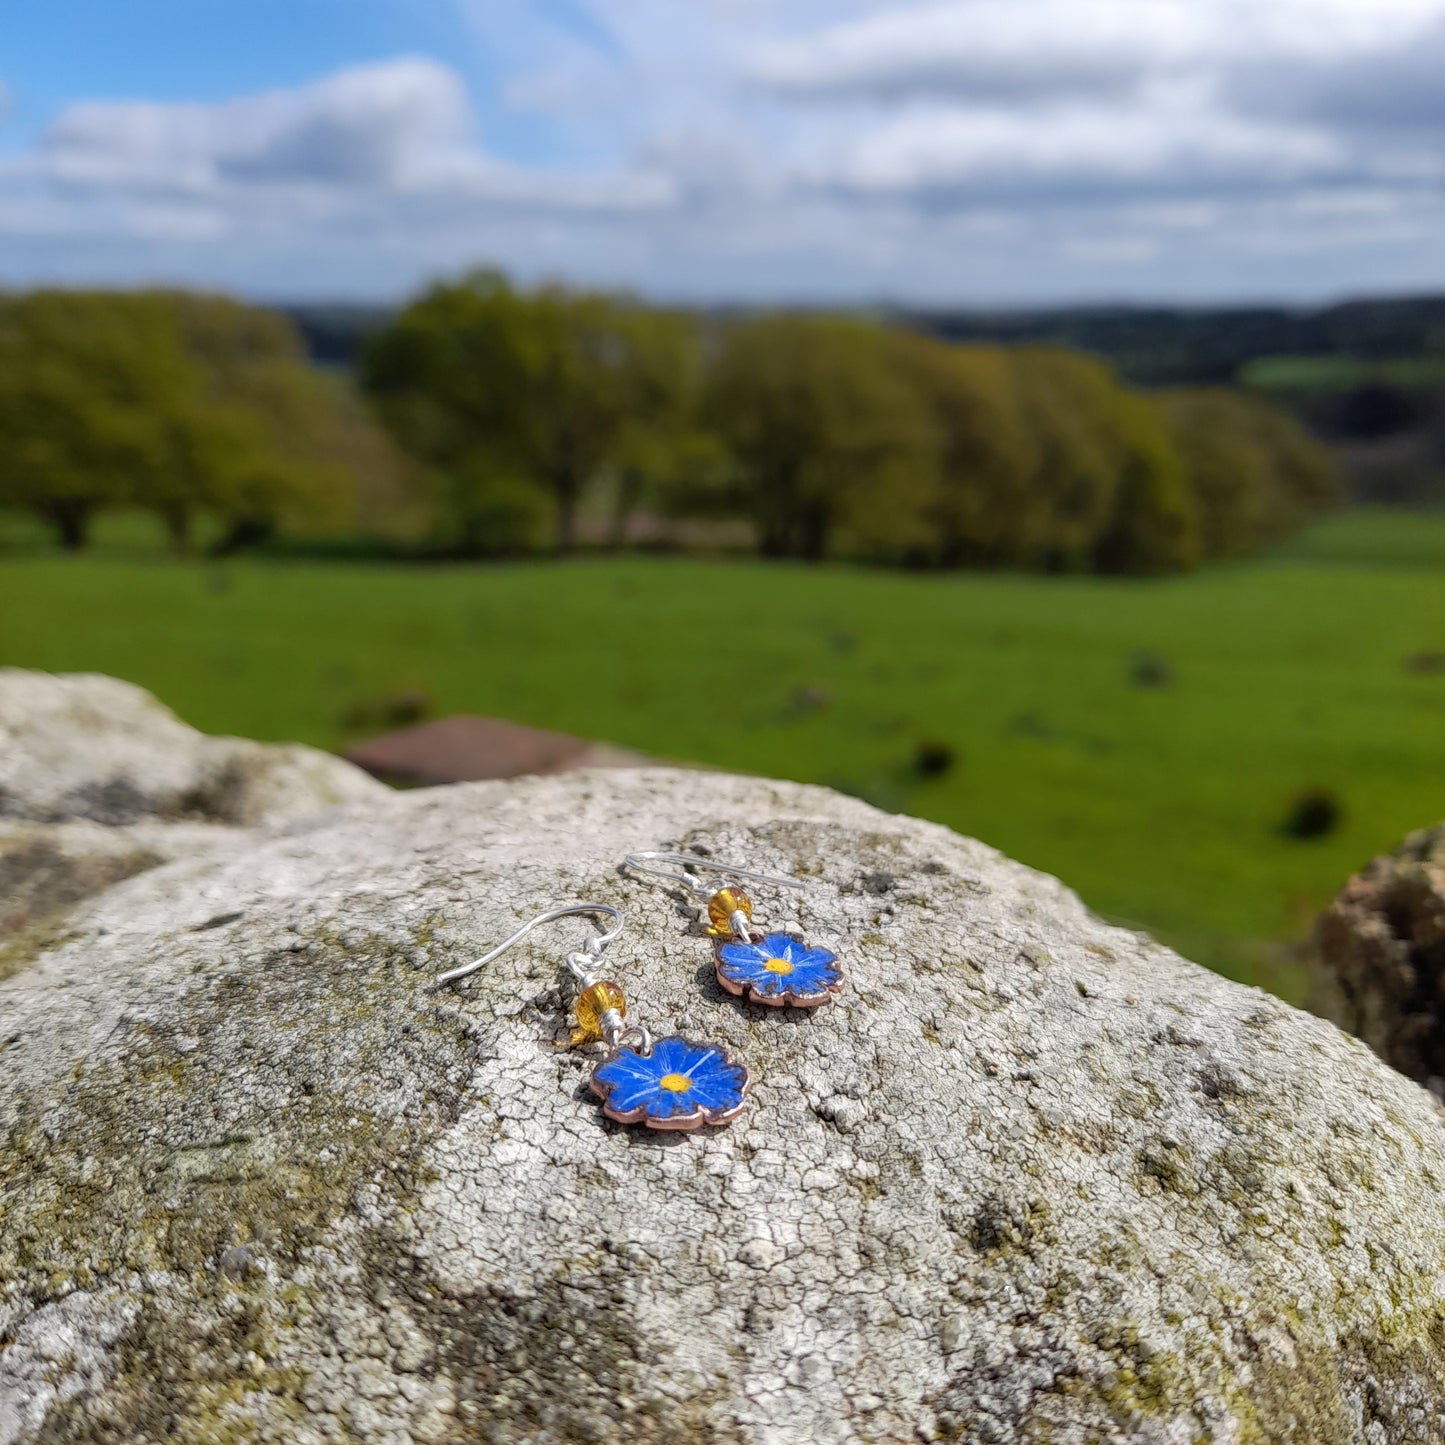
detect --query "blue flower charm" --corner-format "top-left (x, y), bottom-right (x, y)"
top-left (590, 1036), bottom-right (750, 1131)
top-left (716, 931), bottom-right (843, 1007)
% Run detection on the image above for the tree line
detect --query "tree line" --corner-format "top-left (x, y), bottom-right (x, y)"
top-left (0, 277), bottom-right (1337, 571)
top-left (0, 289), bottom-right (404, 553)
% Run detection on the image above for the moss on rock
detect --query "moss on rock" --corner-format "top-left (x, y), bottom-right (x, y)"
top-left (2, 768), bottom-right (1444, 1442)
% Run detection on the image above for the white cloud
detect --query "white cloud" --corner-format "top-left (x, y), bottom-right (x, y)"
top-left (4, 2), bottom-right (1445, 300)
top-left (2, 56), bottom-right (672, 258)
top-left (753, 2), bottom-right (1202, 101)
top-left (751, 0), bottom-right (1445, 101)
top-left (818, 99), bottom-right (1352, 202)
top-left (736, 0), bottom-right (1445, 235)
top-left (37, 59), bottom-right (469, 190)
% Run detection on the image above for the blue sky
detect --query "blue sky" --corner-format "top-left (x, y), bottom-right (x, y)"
top-left (2, 2), bottom-right (562, 161)
top-left (4, 0), bottom-right (1445, 304)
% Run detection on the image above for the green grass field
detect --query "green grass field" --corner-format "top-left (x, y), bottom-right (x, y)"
top-left (4, 508), bottom-right (1444, 1002)
top-left (1272, 508), bottom-right (1445, 569)
top-left (1240, 354), bottom-right (1445, 391)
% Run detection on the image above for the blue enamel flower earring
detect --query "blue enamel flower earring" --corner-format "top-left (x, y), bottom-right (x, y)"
top-left (623, 851), bottom-right (845, 1008)
top-left (438, 902), bottom-right (750, 1131)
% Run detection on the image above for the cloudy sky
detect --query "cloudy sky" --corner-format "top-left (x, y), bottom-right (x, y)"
top-left (4, 0), bottom-right (1445, 304)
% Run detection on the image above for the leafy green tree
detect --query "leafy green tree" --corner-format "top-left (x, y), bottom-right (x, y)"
top-left (886, 335), bottom-right (1201, 575)
top-left (1090, 396), bottom-right (1201, 575)
top-left (705, 314), bottom-right (937, 561)
top-left (437, 459), bottom-right (553, 556)
top-left (0, 290), bottom-right (371, 553)
top-left (163, 292), bottom-right (369, 552)
top-left (1161, 391), bottom-right (1276, 559)
top-left (1004, 347), bottom-right (1135, 569)
top-left (363, 271), bottom-right (652, 552)
top-left (0, 292), bottom-right (254, 550)
top-left (1243, 395), bottom-right (1341, 526)
top-left (1163, 389), bottom-right (1338, 560)
top-left (605, 307), bottom-right (713, 547)
top-left (885, 332), bottom-right (1035, 566)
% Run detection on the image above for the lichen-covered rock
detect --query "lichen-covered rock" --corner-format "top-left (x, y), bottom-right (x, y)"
top-left (1310, 822), bottom-right (1445, 1096)
top-left (0, 670), bottom-right (386, 983)
top-left (3, 768), bottom-right (1445, 1444)
top-left (0, 670), bottom-right (385, 828)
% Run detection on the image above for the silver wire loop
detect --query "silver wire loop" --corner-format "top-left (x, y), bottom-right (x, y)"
top-left (622, 850), bottom-right (807, 897)
top-left (437, 903), bottom-right (624, 986)
top-left (566, 952), bottom-right (600, 984)
top-left (612, 1023), bottom-right (653, 1055)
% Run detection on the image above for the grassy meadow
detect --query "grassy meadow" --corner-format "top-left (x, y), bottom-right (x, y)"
top-left (3, 507), bottom-right (1444, 1003)
top-left (1241, 354), bottom-right (1445, 391)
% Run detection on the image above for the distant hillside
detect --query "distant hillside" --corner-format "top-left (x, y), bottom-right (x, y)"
top-left (893, 295), bottom-right (1445, 388)
top-left (281, 295), bottom-right (1445, 389)
top-left (281, 304), bottom-right (393, 370)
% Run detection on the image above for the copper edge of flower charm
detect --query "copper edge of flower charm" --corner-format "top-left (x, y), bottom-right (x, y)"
top-left (589, 1034), bottom-right (750, 1130)
top-left (706, 882), bottom-right (844, 1008)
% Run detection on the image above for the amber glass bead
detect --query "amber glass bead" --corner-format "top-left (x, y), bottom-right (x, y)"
top-left (573, 980), bottom-right (625, 1041)
top-left (707, 887), bottom-right (753, 937)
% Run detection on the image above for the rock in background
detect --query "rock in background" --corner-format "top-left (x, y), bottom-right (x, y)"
top-left (1310, 822), bottom-right (1445, 1096)
top-left (1, 675), bottom-right (1443, 1443)
top-left (0, 669), bottom-right (386, 979)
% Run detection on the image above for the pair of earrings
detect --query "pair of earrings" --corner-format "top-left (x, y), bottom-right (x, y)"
top-left (437, 852), bottom-right (844, 1132)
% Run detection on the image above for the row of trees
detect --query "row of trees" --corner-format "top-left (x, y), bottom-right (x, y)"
top-left (363, 272), bottom-right (1337, 573)
top-left (0, 290), bottom-right (404, 552)
top-left (0, 277), bottom-right (1337, 572)
top-left (363, 274), bottom-right (707, 555)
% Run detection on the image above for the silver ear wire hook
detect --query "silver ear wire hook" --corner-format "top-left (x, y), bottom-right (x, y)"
top-left (622, 850), bottom-right (807, 897)
top-left (437, 902), bottom-right (624, 986)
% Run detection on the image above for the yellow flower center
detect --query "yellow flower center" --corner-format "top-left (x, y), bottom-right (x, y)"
top-left (763, 957), bottom-right (794, 975)
top-left (659, 1072), bottom-right (692, 1093)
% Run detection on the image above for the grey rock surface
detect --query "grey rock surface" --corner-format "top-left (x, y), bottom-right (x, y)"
top-left (2, 766), bottom-right (1444, 1443)
top-left (0, 669), bottom-right (385, 828)
top-left (0, 670), bottom-right (386, 980)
